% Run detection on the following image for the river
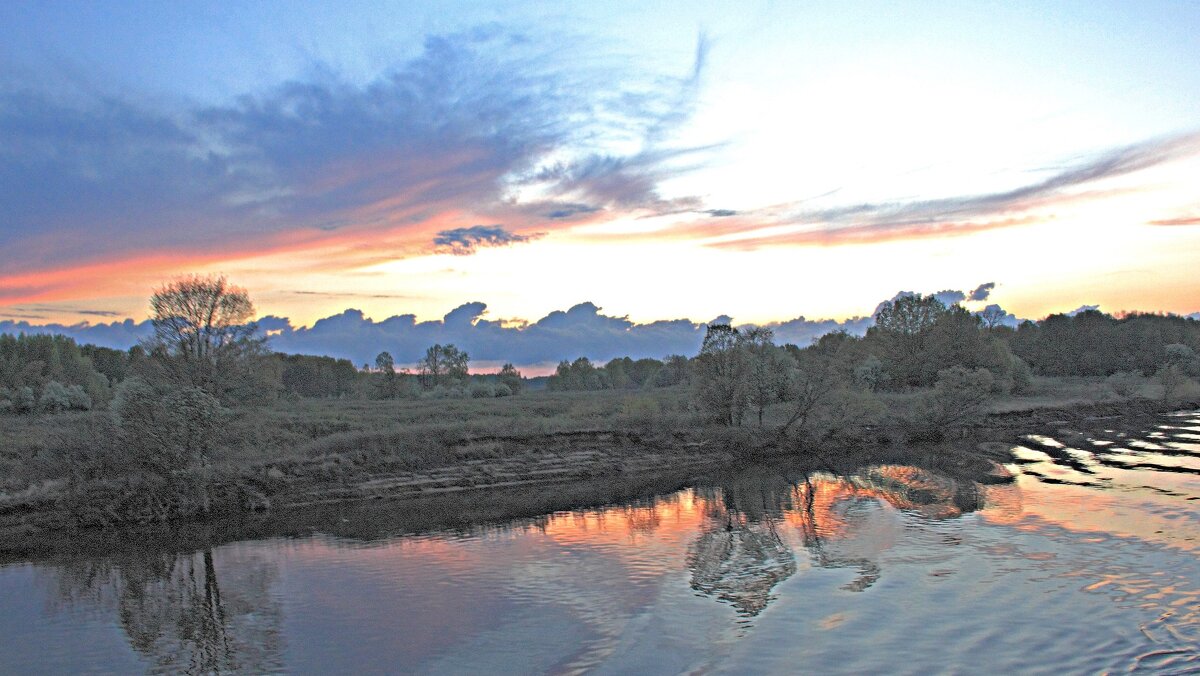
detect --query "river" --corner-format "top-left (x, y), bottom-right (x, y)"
top-left (2, 411), bottom-right (1198, 674)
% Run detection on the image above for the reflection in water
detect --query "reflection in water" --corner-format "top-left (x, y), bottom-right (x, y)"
top-left (49, 547), bottom-right (282, 674)
top-left (4, 411), bottom-right (1198, 674)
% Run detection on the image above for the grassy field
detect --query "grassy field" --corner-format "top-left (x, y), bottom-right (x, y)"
top-left (2, 375), bottom-right (1194, 536)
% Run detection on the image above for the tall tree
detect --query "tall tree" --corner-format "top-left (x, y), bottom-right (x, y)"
top-left (146, 275), bottom-right (268, 400)
top-left (694, 324), bottom-right (748, 426)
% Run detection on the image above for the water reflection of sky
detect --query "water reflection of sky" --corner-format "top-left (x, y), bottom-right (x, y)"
top-left (2, 412), bottom-right (1198, 674)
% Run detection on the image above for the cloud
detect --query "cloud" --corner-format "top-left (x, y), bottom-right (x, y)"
top-left (703, 209), bottom-right (738, 217)
top-left (707, 131), bottom-right (1200, 249)
top-left (932, 289), bottom-right (967, 307)
top-left (1147, 215), bottom-right (1200, 226)
top-left (968, 282), bottom-right (996, 302)
top-left (1067, 304), bottom-right (1101, 316)
top-left (4, 298), bottom-right (883, 369)
top-left (0, 28), bottom-right (714, 303)
top-left (0, 318), bottom-right (153, 349)
top-left (432, 225), bottom-right (540, 255)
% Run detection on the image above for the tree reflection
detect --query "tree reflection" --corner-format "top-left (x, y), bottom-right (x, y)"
top-left (687, 463), bottom-right (989, 616)
top-left (48, 546), bottom-right (281, 673)
top-left (687, 474), bottom-right (799, 618)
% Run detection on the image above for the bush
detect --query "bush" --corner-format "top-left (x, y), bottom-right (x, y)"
top-left (38, 381), bottom-right (72, 413)
top-left (1009, 356), bottom-right (1034, 394)
top-left (66, 384), bottom-right (92, 410)
top-left (14, 386), bottom-right (36, 414)
top-left (1157, 363), bottom-right (1193, 401)
top-left (854, 356), bottom-right (887, 391)
top-left (1106, 371), bottom-right (1143, 398)
top-left (470, 382), bottom-right (495, 399)
top-left (493, 383), bottom-right (512, 397)
top-left (899, 367), bottom-right (994, 441)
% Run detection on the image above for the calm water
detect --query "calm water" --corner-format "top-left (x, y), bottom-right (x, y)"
top-left (3, 412), bottom-right (1199, 674)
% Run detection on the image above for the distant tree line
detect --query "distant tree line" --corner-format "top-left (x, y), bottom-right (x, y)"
top-left (546, 355), bottom-right (691, 391)
top-left (688, 294), bottom-right (1200, 442)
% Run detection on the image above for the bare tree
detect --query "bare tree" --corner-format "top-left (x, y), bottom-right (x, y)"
top-left (146, 275), bottom-right (264, 398)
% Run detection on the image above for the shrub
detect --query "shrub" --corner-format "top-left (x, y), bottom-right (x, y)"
top-left (1009, 356), bottom-right (1034, 394)
top-left (470, 382), bottom-right (495, 399)
top-left (493, 383), bottom-right (512, 397)
top-left (38, 381), bottom-right (72, 413)
top-left (1106, 371), bottom-right (1143, 398)
top-left (899, 366), bottom-right (994, 441)
top-left (854, 356), bottom-right (887, 391)
top-left (14, 386), bottom-right (36, 414)
top-left (1157, 363), bottom-right (1192, 401)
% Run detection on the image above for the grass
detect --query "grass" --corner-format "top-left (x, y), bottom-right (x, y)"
top-left (2, 376), bottom-right (1194, 535)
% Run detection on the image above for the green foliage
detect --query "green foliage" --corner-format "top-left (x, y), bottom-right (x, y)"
top-left (0, 333), bottom-right (111, 410)
top-left (693, 325), bottom-right (748, 426)
top-left (1007, 311), bottom-right (1200, 377)
top-left (278, 353), bottom-right (361, 398)
top-left (38, 381), bottom-right (72, 413)
top-left (854, 355), bottom-right (887, 391)
top-left (548, 357), bottom-right (607, 391)
top-left (1156, 363), bottom-right (1194, 401)
top-left (418, 344), bottom-right (469, 388)
top-left (866, 294), bottom-right (948, 387)
top-left (1009, 355), bottom-right (1034, 394)
top-left (111, 378), bottom-right (224, 472)
top-left (900, 366), bottom-right (995, 441)
top-left (498, 363), bottom-right (524, 394)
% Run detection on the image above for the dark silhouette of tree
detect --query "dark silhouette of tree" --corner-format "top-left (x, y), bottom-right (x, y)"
top-left (145, 275), bottom-right (270, 402)
top-left (418, 344), bottom-right (469, 388)
top-left (498, 363), bottom-right (523, 394)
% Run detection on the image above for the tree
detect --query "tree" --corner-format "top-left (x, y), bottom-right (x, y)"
top-left (742, 327), bottom-right (788, 426)
top-left (146, 275), bottom-right (268, 401)
top-left (979, 304), bottom-right (1009, 330)
top-left (498, 363), bottom-right (523, 394)
top-left (418, 344), bottom-right (469, 388)
top-left (694, 324), bottom-right (748, 426)
top-left (867, 294), bottom-right (948, 388)
top-left (374, 351), bottom-right (398, 399)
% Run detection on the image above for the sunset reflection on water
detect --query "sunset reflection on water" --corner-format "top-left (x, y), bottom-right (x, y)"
top-left (3, 412), bottom-right (1199, 674)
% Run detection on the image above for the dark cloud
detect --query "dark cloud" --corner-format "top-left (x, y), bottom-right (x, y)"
top-left (545, 203), bottom-right (601, 219)
top-left (712, 131), bottom-right (1200, 248)
top-left (933, 289), bottom-right (967, 307)
top-left (432, 225), bottom-right (539, 255)
top-left (704, 209), bottom-right (737, 217)
top-left (968, 282), bottom-right (996, 302)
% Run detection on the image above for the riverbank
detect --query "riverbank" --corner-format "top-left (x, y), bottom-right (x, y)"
top-left (2, 386), bottom-right (1195, 562)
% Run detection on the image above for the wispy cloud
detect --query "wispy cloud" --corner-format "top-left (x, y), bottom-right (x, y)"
top-left (0, 28), bottom-right (713, 303)
top-left (704, 131), bottom-right (1200, 249)
top-left (1147, 214), bottom-right (1200, 226)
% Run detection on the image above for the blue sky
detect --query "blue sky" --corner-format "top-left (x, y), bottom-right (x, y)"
top-left (2, 1), bottom-right (1198, 346)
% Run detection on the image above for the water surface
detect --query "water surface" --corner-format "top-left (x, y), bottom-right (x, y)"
top-left (2, 412), bottom-right (1199, 674)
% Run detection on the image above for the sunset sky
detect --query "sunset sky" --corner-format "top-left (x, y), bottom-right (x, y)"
top-left (2, 1), bottom-right (1198, 358)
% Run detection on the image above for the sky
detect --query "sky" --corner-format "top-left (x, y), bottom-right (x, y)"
top-left (2, 1), bottom-right (1199, 366)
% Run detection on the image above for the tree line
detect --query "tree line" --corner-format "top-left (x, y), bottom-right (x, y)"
top-left (686, 293), bottom-right (1200, 442)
